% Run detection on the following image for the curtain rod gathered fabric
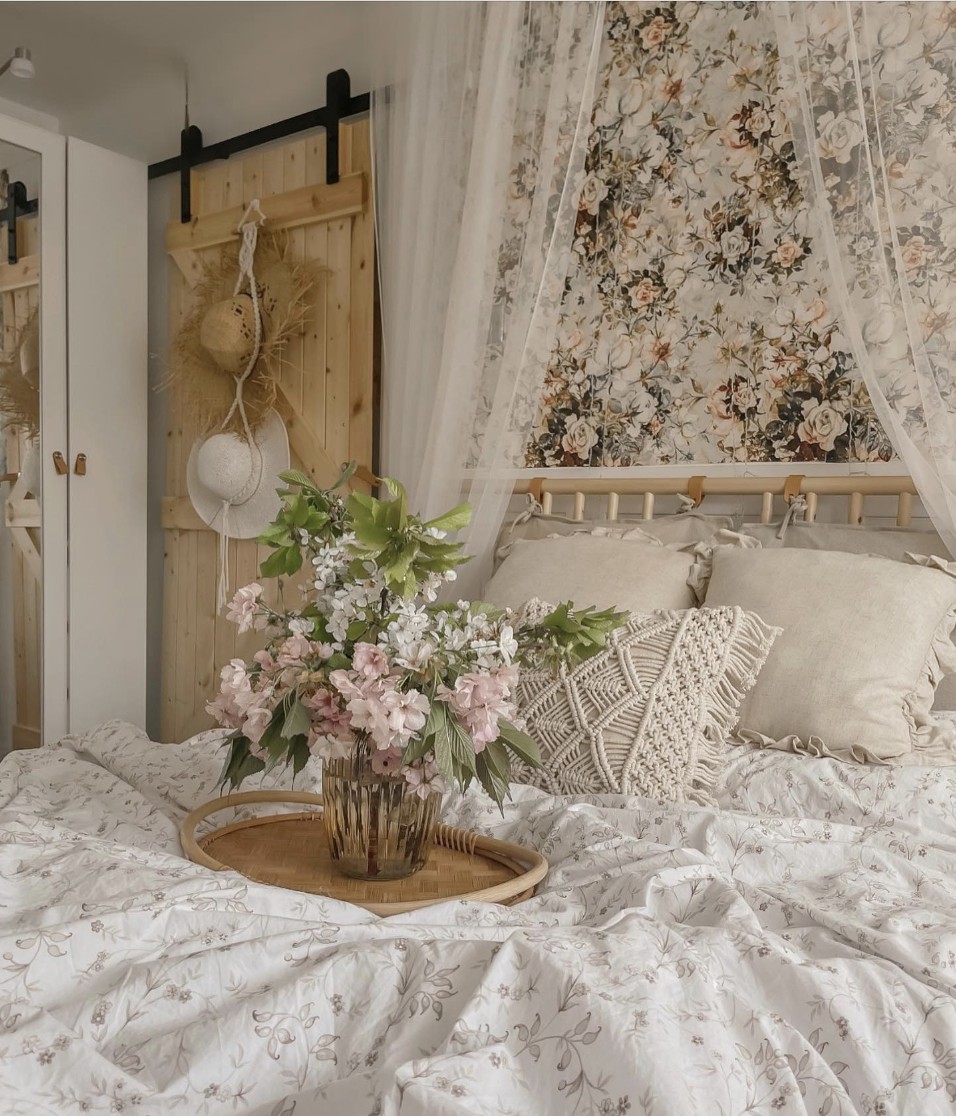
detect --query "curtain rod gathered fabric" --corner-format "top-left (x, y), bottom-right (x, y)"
top-left (775, 1), bottom-right (956, 556)
top-left (373, 1), bottom-right (606, 596)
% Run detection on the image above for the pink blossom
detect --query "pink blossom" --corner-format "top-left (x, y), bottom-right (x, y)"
top-left (369, 746), bottom-right (404, 776)
top-left (253, 649), bottom-right (278, 674)
top-left (404, 761), bottom-right (445, 801)
top-left (220, 658), bottom-right (252, 697)
top-left (303, 687), bottom-right (353, 740)
top-left (352, 642), bottom-right (390, 679)
top-left (277, 633), bottom-right (312, 667)
top-left (241, 700), bottom-right (274, 745)
top-left (225, 583), bottom-right (263, 634)
top-left (308, 732), bottom-right (354, 760)
top-left (206, 692), bottom-right (242, 731)
top-left (386, 689), bottom-right (430, 741)
top-left (438, 668), bottom-right (517, 752)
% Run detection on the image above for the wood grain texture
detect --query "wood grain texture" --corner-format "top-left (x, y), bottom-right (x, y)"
top-left (161, 127), bottom-right (375, 742)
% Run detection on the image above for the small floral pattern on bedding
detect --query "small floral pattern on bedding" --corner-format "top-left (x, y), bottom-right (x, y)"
top-left (0, 721), bottom-right (955, 1113)
top-left (526, 1), bottom-right (893, 467)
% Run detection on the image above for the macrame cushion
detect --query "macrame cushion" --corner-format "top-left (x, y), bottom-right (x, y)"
top-left (513, 607), bottom-right (779, 804)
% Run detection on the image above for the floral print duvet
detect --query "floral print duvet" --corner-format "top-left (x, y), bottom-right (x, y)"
top-left (0, 721), bottom-right (954, 1115)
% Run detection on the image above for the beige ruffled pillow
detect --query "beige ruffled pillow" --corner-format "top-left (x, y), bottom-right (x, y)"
top-left (483, 535), bottom-right (700, 614)
top-left (701, 546), bottom-right (956, 764)
top-left (513, 607), bottom-right (780, 803)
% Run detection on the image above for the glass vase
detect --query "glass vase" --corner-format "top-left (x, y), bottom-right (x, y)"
top-left (322, 740), bottom-right (441, 880)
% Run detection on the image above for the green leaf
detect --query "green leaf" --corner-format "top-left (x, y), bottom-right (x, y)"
top-left (424, 502), bottom-right (472, 534)
top-left (353, 522), bottom-right (394, 550)
top-left (496, 720), bottom-right (541, 768)
top-left (475, 743), bottom-right (511, 810)
top-left (347, 492), bottom-right (378, 521)
top-left (260, 548), bottom-right (290, 579)
top-left (281, 697), bottom-right (311, 741)
top-left (290, 736), bottom-right (311, 776)
top-left (283, 548), bottom-right (304, 576)
top-left (278, 468), bottom-right (320, 492)
top-left (219, 737), bottom-right (267, 789)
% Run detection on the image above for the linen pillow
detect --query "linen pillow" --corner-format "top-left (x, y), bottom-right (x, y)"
top-left (739, 521), bottom-right (956, 710)
top-left (495, 509), bottom-right (735, 565)
top-left (483, 535), bottom-right (698, 614)
top-left (703, 547), bottom-right (956, 763)
top-left (513, 607), bottom-right (779, 803)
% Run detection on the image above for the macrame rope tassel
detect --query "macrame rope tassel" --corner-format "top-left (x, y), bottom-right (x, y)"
top-left (216, 198), bottom-right (267, 613)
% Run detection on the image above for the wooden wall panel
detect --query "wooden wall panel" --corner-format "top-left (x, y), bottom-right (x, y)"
top-left (161, 122), bottom-right (375, 742)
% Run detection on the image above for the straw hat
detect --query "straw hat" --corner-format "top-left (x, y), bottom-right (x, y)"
top-left (170, 229), bottom-right (316, 436)
top-left (187, 408), bottom-right (289, 539)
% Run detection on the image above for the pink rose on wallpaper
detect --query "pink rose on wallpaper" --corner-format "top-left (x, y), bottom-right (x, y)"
top-left (640, 15), bottom-right (669, 50)
top-left (901, 235), bottom-right (933, 272)
top-left (774, 240), bottom-right (804, 268)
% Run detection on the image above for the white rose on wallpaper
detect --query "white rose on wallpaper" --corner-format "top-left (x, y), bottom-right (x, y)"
top-left (635, 131), bottom-right (669, 184)
top-left (624, 386), bottom-right (658, 429)
top-left (580, 173), bottom-right (609, 216)
top-left (587, 330), bottom-right (633, 376)
top-left (719, 227), bottom-right (748, 263)
top-left (620, 78), bottom-right (654, 124)
top-left (561, 416), bottom-right (599, 460)
top-left (798, 401), bottom-right (847, 453)
top-left (816, 111), bottom-right (864, 165)
top-left (874, 6), bottom-right (924, 73)
top-left (862, 301), bottom-right (911, 362)
top-left (732, 381), bottom-right (757, 412)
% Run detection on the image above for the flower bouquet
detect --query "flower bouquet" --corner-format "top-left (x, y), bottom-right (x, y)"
top-left (209, 464), bottom-right (624, 879)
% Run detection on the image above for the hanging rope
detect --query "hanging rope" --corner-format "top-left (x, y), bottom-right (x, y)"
top-left (215, 198), bottom-right (267, 611)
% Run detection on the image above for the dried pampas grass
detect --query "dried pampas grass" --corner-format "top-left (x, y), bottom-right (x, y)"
top-left (169, 231), bottom-right (318, 436)
top-left (0, 310), bottom-right (39, 438)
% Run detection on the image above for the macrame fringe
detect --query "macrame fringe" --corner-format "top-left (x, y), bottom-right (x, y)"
top-left (692, 608), bottom-right (781, 805)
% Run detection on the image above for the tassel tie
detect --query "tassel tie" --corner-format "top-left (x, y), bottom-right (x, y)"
top-left (777, 494), bottom-right (808, 540)
top-left (216, 198), bottom-right (267, 612)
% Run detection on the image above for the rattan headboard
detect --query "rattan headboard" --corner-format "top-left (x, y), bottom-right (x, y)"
top-left (514, 474), bottom-right (919, 527)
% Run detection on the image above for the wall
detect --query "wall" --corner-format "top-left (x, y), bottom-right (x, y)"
top-left (528, 0), bottom-right (893, 470)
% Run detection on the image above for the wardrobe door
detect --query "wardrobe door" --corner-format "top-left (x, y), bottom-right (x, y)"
top-left (66, 137), bottom-right (148, 733)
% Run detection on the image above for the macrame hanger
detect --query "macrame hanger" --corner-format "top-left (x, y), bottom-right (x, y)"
top-left (216, 198), bottom-right (267, 611)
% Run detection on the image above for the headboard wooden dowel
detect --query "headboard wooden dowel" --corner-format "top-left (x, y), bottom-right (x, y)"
top-left (760, 492), bottom-right (773, 524)
top-left (805, 492), bottom-right (818, 522)
top-left (606, 492), bottom-right (620, 522)
top-left (897, 491), bottom-right (912, 527)
top-left (848, 491), bottom-right (864, 525)
top-left (514, 476), bottom-right (918, 498)
top-left (573, 491), bottom-right (586, 521)
top-left (541, 491), bottom-right (553, 515)
top-left (642, 492), bottom-right (655, 520)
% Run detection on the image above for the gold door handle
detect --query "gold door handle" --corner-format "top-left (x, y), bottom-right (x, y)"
top-left (52, 451), bottom-right (68, 475)
top-left (74, 453), bottom-right (87, 476)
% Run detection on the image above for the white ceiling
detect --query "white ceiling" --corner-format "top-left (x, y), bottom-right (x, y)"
top-left (0, 2), bottom-right (410, 164)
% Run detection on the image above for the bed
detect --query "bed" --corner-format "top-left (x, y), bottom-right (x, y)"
top-left (3, 475), bottom-right (956, 1115)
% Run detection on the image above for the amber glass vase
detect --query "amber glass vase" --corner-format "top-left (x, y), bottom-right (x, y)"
top-left (322, 739), bottom-right (441, 880)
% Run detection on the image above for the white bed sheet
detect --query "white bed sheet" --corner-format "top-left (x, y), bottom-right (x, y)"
top-left (0, 721), bottom-right (954, 1115)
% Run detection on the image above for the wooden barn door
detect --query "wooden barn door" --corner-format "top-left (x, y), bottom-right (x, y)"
top-left (161, 121), bottom-right (375, 741)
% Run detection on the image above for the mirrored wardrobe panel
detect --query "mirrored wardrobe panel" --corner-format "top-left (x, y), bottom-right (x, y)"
top-left (0, 138), bottom-right (41, 752)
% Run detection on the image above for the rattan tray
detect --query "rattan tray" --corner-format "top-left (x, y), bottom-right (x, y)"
top-left (180, 790), bottom-right (548, 916)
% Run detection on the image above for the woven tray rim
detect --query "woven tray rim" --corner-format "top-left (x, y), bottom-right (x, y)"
top-left (179, 790), bottom-right (548, 915)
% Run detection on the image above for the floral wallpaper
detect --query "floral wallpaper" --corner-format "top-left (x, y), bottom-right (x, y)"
top-left (526, 0), bottom-right (895, 468)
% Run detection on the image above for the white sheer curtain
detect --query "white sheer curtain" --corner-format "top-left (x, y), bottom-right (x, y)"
top-left (373, 1), bottom-right (605, 595)
top-left (775, 1), bottom-right (956, 555)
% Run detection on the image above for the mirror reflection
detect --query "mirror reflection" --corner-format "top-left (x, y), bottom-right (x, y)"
top-left (0, 139), bottom-right (40, 754)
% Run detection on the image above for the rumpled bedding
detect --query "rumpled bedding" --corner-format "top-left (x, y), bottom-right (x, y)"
top-left (0, 720), bottom-right (954, 1115)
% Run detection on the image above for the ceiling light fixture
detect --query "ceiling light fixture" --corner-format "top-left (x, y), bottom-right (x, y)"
top-left (0, 48), bottom-right (35, 80)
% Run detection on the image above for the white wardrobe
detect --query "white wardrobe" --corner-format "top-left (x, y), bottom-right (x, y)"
top-left (0, 112), bottom-right (148, 747)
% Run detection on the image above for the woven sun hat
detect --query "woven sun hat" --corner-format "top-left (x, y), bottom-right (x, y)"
top-left (187, 408), bottom-right (289, 540)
